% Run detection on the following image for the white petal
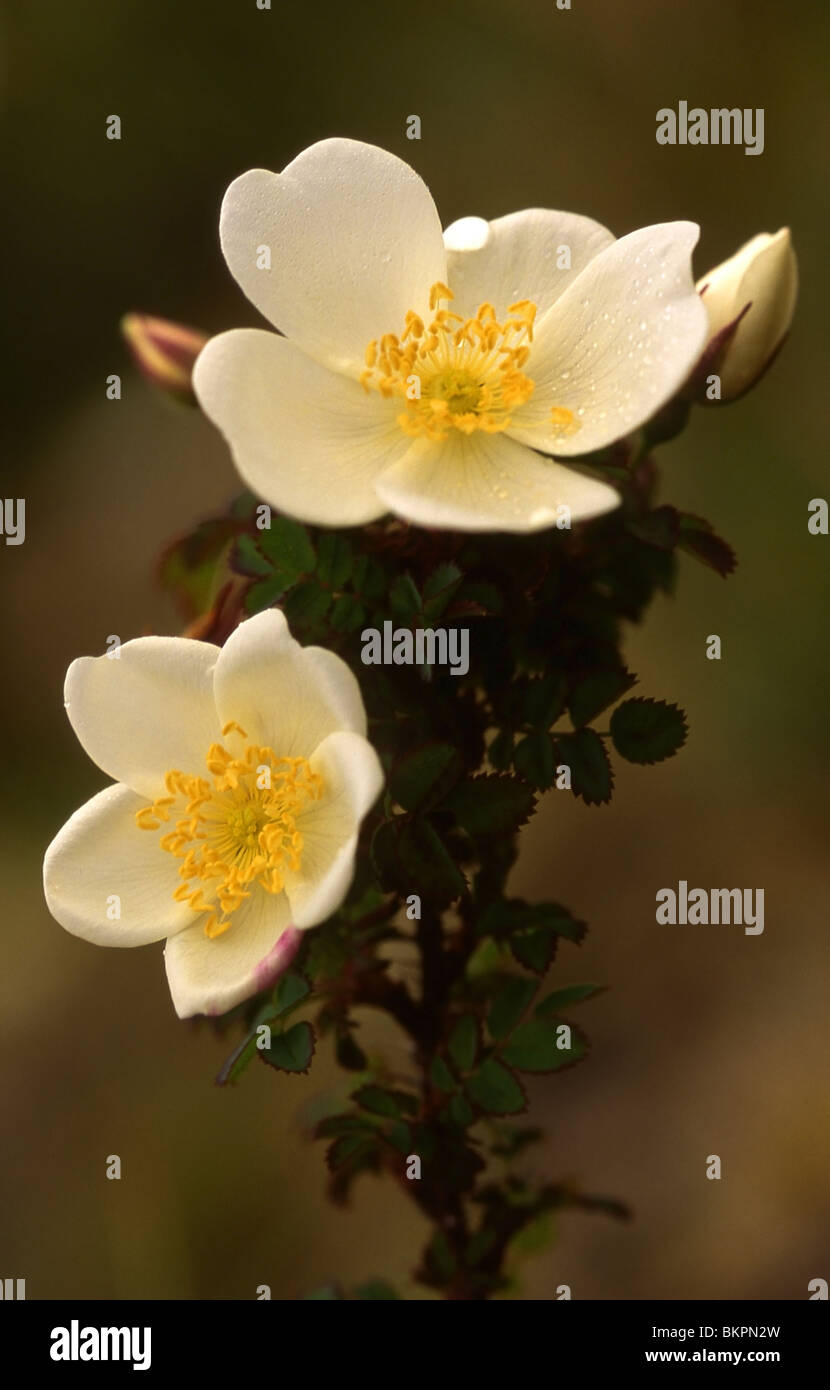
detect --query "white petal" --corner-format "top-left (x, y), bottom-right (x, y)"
top-left (164, 889), bottom-right (294, 1018)
top-left (445, 208), bottom-right (615, 320)
top-left (285, 730), bottom-right (384, 928)
top-left (214, 610), bottom-right (368, 757)
top-left (508, 222), bottom-right (708, 457)
top-left (43, 784), bottom-right (195, 946)
top-left (219, 138), bottom-right (447, 376)
top-left (64, 637), bottom-right (221, 798)
top-left (374, 430), bottom-right (620, 533)
top-left (194, 329), bottom-right (406, 525)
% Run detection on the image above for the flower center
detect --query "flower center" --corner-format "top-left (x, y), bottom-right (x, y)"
top-left (361, 281), bottom-right (540, 442)
top-left (135, 723), bottom-right (323, 938)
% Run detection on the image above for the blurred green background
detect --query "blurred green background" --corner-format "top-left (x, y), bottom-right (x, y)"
top-left (1, 0), bottom-right (828, 1299)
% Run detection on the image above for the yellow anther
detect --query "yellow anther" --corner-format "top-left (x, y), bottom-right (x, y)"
top-left (429, 281), bottom-right (454, 310)
top-left (550, 406), bottom-right (581, 438)
top-left (221, 721), bottom-right (248, 739)
top-left (364, 338), bottom-right (378, 367)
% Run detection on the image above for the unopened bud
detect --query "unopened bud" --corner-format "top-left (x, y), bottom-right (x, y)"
top-left (694, 228), bottom-right (797, 402)
top-left (121, 313), bottom-right (208, 406)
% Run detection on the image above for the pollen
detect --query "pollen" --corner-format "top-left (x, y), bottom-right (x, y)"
top-left (135, 740), bottom-right (323, 939)
top-left (361, 281), bottom-right (540, 442)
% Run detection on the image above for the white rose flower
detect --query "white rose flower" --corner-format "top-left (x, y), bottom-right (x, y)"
top-left (696, 227), bottom-right (797, 400)
top-left (194, 138), bottom-right (707, 534)
top-left (43, 611), bottom-right (383, 1018)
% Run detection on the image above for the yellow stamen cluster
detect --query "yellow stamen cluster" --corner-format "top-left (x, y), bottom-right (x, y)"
top-left (135, 723), bottom-right (323, 939)
top-left (361, 281), bottom-right (538, 442)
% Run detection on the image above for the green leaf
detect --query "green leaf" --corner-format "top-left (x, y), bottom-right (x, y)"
top-left (465, 1059), bottom-right (526, 1115)
top-left (454, 579), bottom-right (503, 615)
top-left (389, 573), bottom-right (422, 620)
top-left (244, 571), bottom-right (293, 614)
top-left (390, 742), bottom-right (460, 812)
top-left (489, 1124), bottom-right (544, 1158)
top-left (327, 1132), bottom-right (377, 1169)
top-left (258, 515), bottom-right (315, 575)
top-left (282, 580), bottom-right (331, 627)
top-left (625, 505), bottom-right (680, 551)
top-left (315, 532), bottom-right (353, 588)
top-left (160, 516), bottom-right (237, 618)
top-left (335, 1030), bottom-right (368, 1072)
top-left (398, 819), bottom-right (466, 903)
top-left (423, 562), bottom-right (462, 599)
top-left (429, 1054), bottom-right (456, 1094)
top-left (481, 898), bottom-right (587, 946)
top-left (556, 729), bottom-right (613, 804)
top-left (259, 1021), bottom-right (316, 1073)
top-left (422, 1229), bottom-right (457, 1285)
top-left (233, 533), bottom-right (272, 578)
top-left (465, 1226), bottom-right (497, 1267)
top-left (488, 729), bottom-right (514, 771)
top-left (352, 553), bottom-right (387, 601)
top-left (353, 1085), bottom-right (417, 1118)
top-left (609, 697), bottom-right (687, 765)
top-left (354, 1280), bottom-right (401, 1301)
top-left (386, 1120), bottom-right (413, 1154)
top-left (329, 593), bottom-right (367, 633)
top-left (676, 511), bottom-right (737, 578)
top-left (448, 1014), bottom-right (479, 1072)
top-left (447, 1092), bottom-right (474, 1127)
top-left (568, 670), bottom-right (636, 728)
top-left (526, 903), bottom-right (587, 944)
top-left (445, 774), bottom-right (535, 837)
top-left (500, 1018), bottom-right (587, 1072)
top-left (370, 819), bottom-right (404, 893)
top-left (270, 970), bottom-right (310, 1018)
top-left (522, 675), bottom-right (568, 730)
top-left (535, 983), bottom-right (604, 1016)
top-left (509, 926), bottom-right (557, 974)
top-left (513, 731), bottom-right (556, 790)
top-left (487, 977), bottom-right (538, 1040)
top-left (422, 563), bottom-right (463, 619)
top-left (508, 1211), bottom-right (555, 1260)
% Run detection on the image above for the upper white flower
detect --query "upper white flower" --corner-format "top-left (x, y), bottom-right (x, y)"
top-left (194, 138), bottom-right (708, 534)
top-left (43, 611), bottom-right (383, 1019)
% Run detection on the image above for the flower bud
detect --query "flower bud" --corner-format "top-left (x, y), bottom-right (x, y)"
top-left (121, 313), bottom-right (208, 406)
top-left (695, 228), bottom-right (797, 402)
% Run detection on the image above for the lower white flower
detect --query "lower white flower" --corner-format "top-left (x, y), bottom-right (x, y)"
top-left (194, 137), bottom-right (708, 534)
top-left (43, 610), bottom-right (383, 1018)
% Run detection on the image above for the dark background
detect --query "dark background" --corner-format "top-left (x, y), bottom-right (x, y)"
top-left (1, 0), bottom-right (828, 1298)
